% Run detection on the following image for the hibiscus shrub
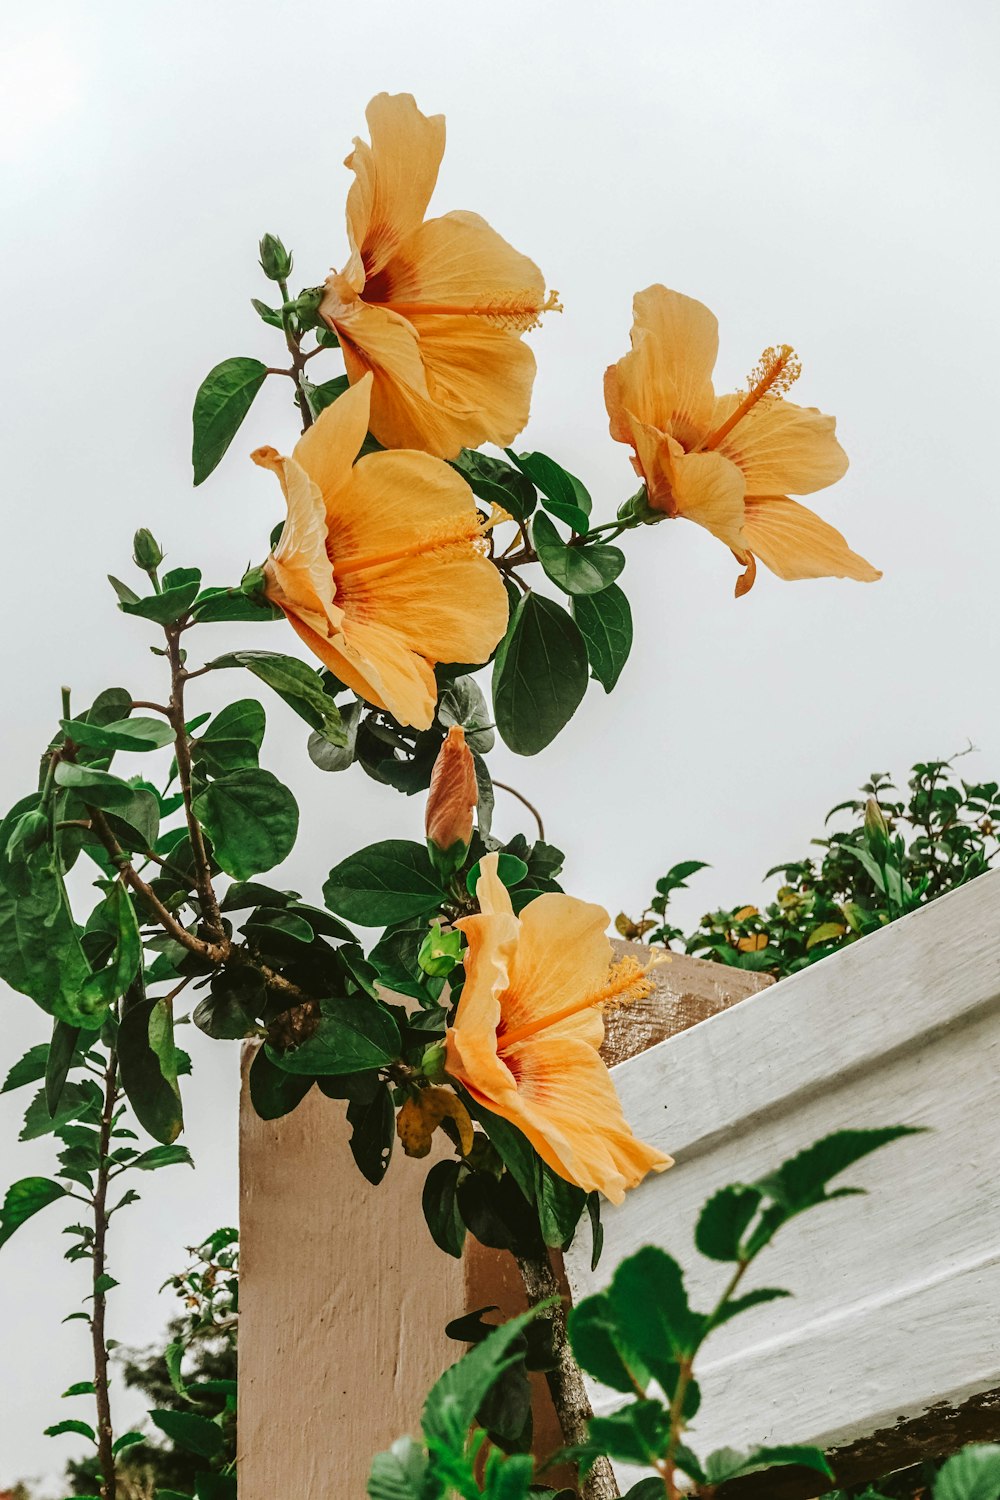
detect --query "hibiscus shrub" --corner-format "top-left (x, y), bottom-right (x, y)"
top-left (619, 756), bottom-right (1000, 979)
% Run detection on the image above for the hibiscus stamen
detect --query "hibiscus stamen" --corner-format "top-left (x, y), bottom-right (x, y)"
top-left (500, 956), bottom-right (656, 1049)
top-left (699, 343), bottom-right (802, 452)
top-left (333, 516), bottom-right (489, 576)
top-left (369, 289), bottom-right (562, 333)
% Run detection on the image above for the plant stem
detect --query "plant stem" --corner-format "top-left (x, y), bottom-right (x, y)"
top-left (492, 781), bottom-right (546, 841)
top-left (515, 1249), bottom-right (620, 1500)
top-left (92, 1048), bottom-right (119, 1500)
top-left (164, 624), bottom-right (227, 944)
top-left (277, 277), bottom-right (314, 431)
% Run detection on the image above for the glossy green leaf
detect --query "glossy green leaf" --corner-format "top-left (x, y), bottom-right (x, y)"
top-left (324, 840), bottom-right (444, 925)
top-left (493, 592), bottom-right (588, 756)
top-left (192, 356), bottom-right (268, 485)
top-left (422, 1159), bottom-right (467, 1259)
top-left (60, 716), bottom-right (174, 753)
top-left (451, 449), bottom-right (537, 525)
top-left (117, 994), bottom-right (183, 1144)
top-left (695, 1184), bottom-right (764, 1262)
top-left (80, 882), bottom-right (141, 1010)
top-left (120, 568), bottom-right (203, 625)
top-left (505, 450), bottom-right (591, 528)
top-left (572, 584), bottom-right (633, 692)
top-left (247, 1045), bottom-right (313, 1120)
top-left (131, 1144), bottom-right (194, 1171)
top-left (466, 853), bottom-right (529, 896)
top-left (44, 1418), bottom-right (96, 1443)
top-left (45, 1021), bottom-right (82, 1117)
top-left (704, 1444), bottom-right (834, 1485)
top-left (206, 649), bottom-right (346, 745)
top-left (193, 699), bottom-right (266, 777)
top-left (0, 845), bottom-right (99, 1026)
top-left (0, 1176), bottom-right (68, 1249)
top-left (150, 1408), bottom-right (224, 1459)
top-left (193, 768), bottom-right (298, 880)
top-left (304, 373), bottom-right (350, 418)
top-left (189, 586), bottom-right (283, 624)
top-left (588, 1399), bottom-right (672, 1466)
top-left (532, 512), bottom-right (624, 595)
top-left (267, 997), bottom-right (401, 1076)
top-left (935, 1444), bottom-right (1000, 1500)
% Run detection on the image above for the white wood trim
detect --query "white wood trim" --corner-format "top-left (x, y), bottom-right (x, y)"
top-left (567, 867), bottom-right (1000, 1475)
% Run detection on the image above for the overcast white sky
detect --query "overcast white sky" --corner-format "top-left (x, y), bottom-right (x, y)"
top-left (2, 0), bottom-right (999, 1486)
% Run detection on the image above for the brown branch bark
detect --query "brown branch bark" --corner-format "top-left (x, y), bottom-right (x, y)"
top-left (515, 1249), bottom-right (621, 1500)
top-left (91, 1050), bottom-right (119, 1500)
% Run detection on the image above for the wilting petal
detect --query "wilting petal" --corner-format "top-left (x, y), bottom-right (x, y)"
top-left (738, 496), bottom-right (882, 583)
top-left (252, 447), bottom-right (340, 632)
top-left (499, 1037), bottom-right (672, 1204)
top-left (364, 210), bottom-right (547, 329)
top-left (344, 92), bottom-right (445, 282)
top-left (291, 374), bottom-right (372, 516)
top-left (713, 395), bottom-right (849, 496)
top-left (500, 892), bottom-right (612, 1049)
top-left (609, 285), bottom-right (718, 447)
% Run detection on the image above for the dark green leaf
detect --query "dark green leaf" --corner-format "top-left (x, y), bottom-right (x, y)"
top-left (267, 998), bottom-right (401, 1076)
top-left (2, 1043), bottom-right (49, 1093)
top-left (189, 586), bottom-right (283, 624)
top-left (304, 374), bottom-right (350, 417)
top-left (80, 882), bottom-right (141, 1010)
top-left (62, 1380), bottom-right (97, 1397)
top-left (192, 356), bottom-right (268, 485)
top-left (588, 1400), bottom-right (671, 1466)
top-left (120, 569), bottom-right (203, 625)
top-left (466, 853), bottom-right (529, 896)
top-left (423, 1305), bottom-right (543, 1452)
top-left (111, 1432), bottom-right (147, 1456)
top-left (505, 450), bottom-right (591, 526)
top-left (568, 1293), bottom-right (644, 1394)
top-left (150, 1408), bottom-right (224, 1459)
top-left (451, 449), bottom-right (537, 525)
top-left (572, 585), bottom-right (633, 692)
top-left (0, 1176), bottom-right (68, 1249)
top-left (206, 650), bottom-right (345, 745)
top-left (324, 840), bottom-right (445, 925)
top-left (131, 1144), bottom-right (194, 1171)
top-left (117, 994), bottom-right (184, 1144)
top-left (935, 1444), bottom-right (1000, 1500)
top-left (493, 592), bottom-right (588, 756)
top-left (20, 1081), bottom-right (101, 1141)
top-left (532, 513), bottom-right (624, 596)
top-left (193, 768), bottom-right (298, 880)
top-left (60, 716), bottom-right (174, 753)
top-left (195, 1475), bottom-right (237, 1500)
top-left (44, 1418), bottom-right (96, 1442)
top-left (609, 1247), bottom-right (704, 1383)
top-left (534, 1158), bottom-right (586, 1250)
top-left (193, 699), bottom-right (266, 777)
top-left (704, 1444), bottom-right (834, 1485)
top-left (422, 1160), bottom-right (467, 1258)
top-left (193, 968), bottom-right (263, 1040)
top-left (247, 1045), bottom-right (313, 1120)
top-left (695, 1184), bottom-right (764, 1262)
top-left (46, 1021), bottom-right (82, 1117)
top-left (0, 846), bottom-right (99, 1026)
top-left (347, 1082), bottom-right (395, 1185)
top-left (712, 1287), bottom-right (791, 1328)
top-left (308, 698), bottom-right (363, 773)
top-left (621, 1483), bottom-right (666, 1500)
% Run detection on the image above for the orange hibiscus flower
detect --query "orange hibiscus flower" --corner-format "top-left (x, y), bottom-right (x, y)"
top-left (445, 855), bottom-right (672, 1204)
top-left (251, 373), bottom-right (508, 731)
top-left (319, 92), bottom-right (559, 459)
top-left (605, 285), bottom-right (881, 596)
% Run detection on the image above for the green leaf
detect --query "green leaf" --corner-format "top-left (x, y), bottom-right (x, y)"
top-left (20, 1080), bottom-right (101, 1141)
top-left (572, 585), bottom-right (633, 692)
top-left (935, 1444), bottom-right (1000, 1500)
top-left (532, 513), bottom-right (624, 596)
top-left (117, 994), bottom-right (184, 1144)
top-left (150, 1408), bottom-right (224, 1459)
top-left (268, 998), bottom-right (401, 1076)
top-left (347, 1082), bottom-right (395, 1185)
top-left (304, 373), bottom-right (350, 418)
top-left (568, 1293), bottom-right (645, 1394)
top-left (192, 356), bottom-right (268, 485)
top-left (54, 764), bottom-right (160, 850)
top-left (193, 699), bottom-right (266, 777)
top-left (193, 768), bottom-right (298, 880)
top-left (533, 1158), bottom-right (586, 1250)
top-left (505, 450), bottom-right (591, 528)
top-left (367, 1435), bottom-right (431, 1500)
top-left (712, 1287), bottom-right (791, 1328)
top-left (492, 592), bottom-right (588, 756)
top-left (704, 1444), bottom-right (834, 1485)
top-left (111, 1432), bottom-right (147, 1456)
top-left (423, 1305), bottom-right (544, 1453)
top-left (588, 1400), bottom-right (671, 1466)
top-left (193, 968), bottom-right (263, 1040)
top-left (120, 568), bottom-right (203, 625)
top-left (131, 1144), bottom-right (194, 1171)
top-left (324, 840), bottom-right (445, 925)
top-left (62, 1380), bottom-right (97, 1397)
top-left (189, 586), bottom-right (283, 624)
top-left (46, 1021), bottom-right (82, 1117)
top-left (755, 1126), bottom-right (921, 1219)
top-left (207, 650), bottom-right (346, 745)
top-left (2, 1043), bottom-right (50, 1093)
top-left (608, 1247), bottom-right (704, 1386)
top-left (621, 1483), bottom-right (666, 1500)
top-left (466, 853), bottom-right (529, 896)
top-left (451, 449), bottom-right (537, 525)
top-left (248, 1045), bottom-right (313, 1120)
top-left (60, 716), bottom-right (174, 753)
top-left (0, 1176), bottom-right (68, 1249)
top-left (0, 846), bottom-right (99, 1026)
top-left (422, 1160), bottom-right (467, 1259)
top-left (44, 1418), bottom-right (96, 1443)
top-left (695, 1184), bottom-right (764, 1261)
top-left (195, 1476), bottom-right (237, 1500)
top-left (80, 882), bottom-right (142, 1011)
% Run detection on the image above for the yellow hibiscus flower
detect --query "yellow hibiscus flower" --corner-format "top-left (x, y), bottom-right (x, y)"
top-left (319, 92), bottom-right (559, 459)
top-left (252, 373), bottom-right (509, 730)
top-left (605, 284), bottom-right (881, 596)
top-left (445, 854), bottom-right (672, 1204)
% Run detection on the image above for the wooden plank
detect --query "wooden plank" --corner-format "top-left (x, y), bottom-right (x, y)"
top-left (238, 954), bottom-right (771, 1497)
top-left (565, 868), bottom-right (1000, 1491)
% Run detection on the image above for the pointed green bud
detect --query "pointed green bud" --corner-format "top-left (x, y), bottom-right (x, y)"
top-left (417, 921), bottom-right (463, 978)
top-left (285, 286), bottom-right (324, 331)
top-left (419, 1041), bottom-right (448, 1085)
top-left (616, 485), bottom-right (662, 527)
top-left (864, 797), bottom-right (891, 858)
top-left (241, 564), bottom-right (268, 599)
top-left (258, 233), bottom-right (293, 282)
top-left (132, 528), bottom-right (164, 572)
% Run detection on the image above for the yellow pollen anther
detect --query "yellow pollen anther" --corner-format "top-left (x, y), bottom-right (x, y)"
top-left (700, 343), bottom-right (801, 452)
top-left (499, 956), bottom-right (655, 1049)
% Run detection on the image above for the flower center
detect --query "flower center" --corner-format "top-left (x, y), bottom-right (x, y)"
top-left (332, 515), bottom-right (490, 577)
top-left (364, 288), bottom-right (562, 333)
top-left (698, 344), bottom-right (802, 452)
top-left (499, 956), bottom-right (657, 1050)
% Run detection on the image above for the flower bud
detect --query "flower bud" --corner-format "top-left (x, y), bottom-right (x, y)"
top-left (258, 233), bottom-right (293, 282)
top-left (132, 528), bottom-right (164, 572)
top-left (285, 285), bottom-right (324, 331)
top-left (7, 808), bottom-right (49, 858)
top-left (419, 1041), bottom-right (448, 1084)
top-left (616, 484), bottom-right (662, 527)
top-left (426, 726), bottom-right (477, 876)
top-left (241, 563), bottom-right (268, 599)
top-left (418, 921), bottom-right (463, 978)
top-left (864, 796), bottom-right (890, 856)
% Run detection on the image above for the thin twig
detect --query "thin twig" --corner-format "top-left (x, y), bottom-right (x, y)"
top-left (91, 1050), bottom-right (119, 1500)
top-left (164, 625), bottom-right (227, 943)
top-left (493, 781), bottom-right (546, 841)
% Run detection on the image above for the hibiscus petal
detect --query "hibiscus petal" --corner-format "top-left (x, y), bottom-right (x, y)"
top-left (668, 447), bottom-right (746, 543)
top-left (252, 447), bottom-right (339, 630)
top-left (364, 210), bottom-right (546, 330)
top-left (714, 395), bottom-right (849, 496)
top-left (284, 609), bottom-right (440, 730)
top-left (404, 312), bottom-right (537, 457)
top-left (344, 92), bottom-right (445, 282)
top-left (738, 496), bottom-right (882, 583)
top-left (500, 892), bottom-right (612, 1048)
top-left (609, 285), bottom-right (718, 447)
top-left (291, 373), bottom-right (372, 514)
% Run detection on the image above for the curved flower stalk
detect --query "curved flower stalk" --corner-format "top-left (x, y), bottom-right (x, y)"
top-left (445, 853), bottom-right (673, 1204)
top-left (319, 91), bottom-right (560, 457)
top-left (253, 372), bottom-right (509, 729)
top-left (606, 284), bottom-right (881, 595)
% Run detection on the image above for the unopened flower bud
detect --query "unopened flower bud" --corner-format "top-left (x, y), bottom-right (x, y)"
top-left (241, 563), bottom-right (268, 599)
top-left (7, 807), bottom-right (50, 859)
top-left (258, 233), bottom-right (293, 282)
top-left (286, 285), bottom-right (324, 330)
top-left (864, 796), bottom-right (890, 854)
top-left (132, 528), bottom-right (164, 572)
top-left (616, 485), bottom-right (662, 527)
top-left (426, 726), bottom-right (477, 876)
top-left (419, 1041), bottom-right (448, 1084)
top-left (418, 921), bottom-right (463, 978)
